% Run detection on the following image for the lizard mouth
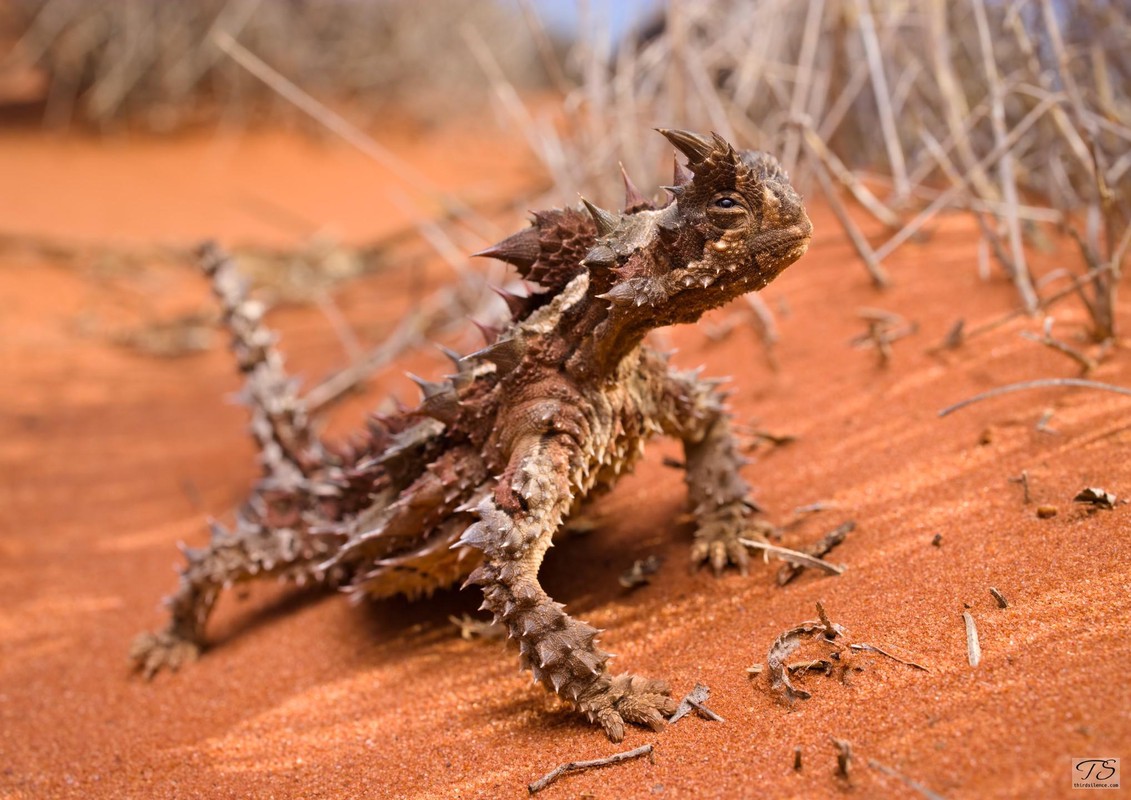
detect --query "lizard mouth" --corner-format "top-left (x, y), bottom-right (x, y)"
top-left (772, 219), bottom-right (813, 265)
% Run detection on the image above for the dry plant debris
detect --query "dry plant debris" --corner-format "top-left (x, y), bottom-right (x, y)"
top-left (618, 555), bottom-right (663, 590)
top-left (527, 744), bottom-right (653, 795)
top-left (524, 0), bottom-right (1130, 341)
top-left (1074, 487), bottom-right (1117, 510)
top-left (449, 614), bottom-right (505, 641)
top-left (669, 683), bottom-right (724, 725)
top-left (851, 308), bottom-right (918, 366)
top-left (109, 312), bottom-right (216, 358)
top-left (1008, 471), bottom-right (1032, 505)
top-left (764, 602), bottom-right (847, 703)
top-left (963, 612), bottom-right (982, 667)
top-left (776, 521), bottom-right (855, 586)
top-left (738, 537), bottom-right (845, 578)
top-left (756, 603), bottom-right (931, 703)
top-left (989, 587), bottom-right (1009, 609)
top-left (7, 0), bottom-right (542, 129)
top-left (832, 738), bottom-right (852, 780)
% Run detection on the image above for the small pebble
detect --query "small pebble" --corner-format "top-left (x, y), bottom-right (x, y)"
top-left (1036, 505), bottom-right (1058, 519)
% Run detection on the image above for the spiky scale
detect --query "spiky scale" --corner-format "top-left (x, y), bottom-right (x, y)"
top-left (581, 245), bottom-right (616, 269)
top-left (472, 227), bottom-right (539, 269)
top-left (471, 319), bottom-right (500, 345)
top-left (672, 153), bottom-right (693, 186)
top-left (619, 163), bottom-right (650, 212)
top-left (436, 344), bottom-right (464, 367)
top-left (597, 283), bottom-right (637, 307)
top-left (580, 197), bottom-right (619, 237)
top-left (452, 522), bottom-right (490, 550)
top-left (464, 337), bottom-right (524, 376)
top-left (657, 127), bottom-right (715, 164)
top-left (491, 286), bottom-right (528, 319)
top-left (406, 373), bottom-right (447, 400)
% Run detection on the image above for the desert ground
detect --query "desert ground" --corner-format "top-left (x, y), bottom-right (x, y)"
top-left (0, 113), bottom-right (1128, 800)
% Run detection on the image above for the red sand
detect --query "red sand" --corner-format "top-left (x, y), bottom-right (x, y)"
top-left (1, 121), bottom-right (1128, 800)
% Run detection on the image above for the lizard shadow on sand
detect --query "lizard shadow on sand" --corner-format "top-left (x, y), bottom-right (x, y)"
top-left (204, 492), bottom-right (689, 670)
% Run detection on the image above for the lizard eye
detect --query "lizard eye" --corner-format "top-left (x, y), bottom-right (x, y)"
top-left (707, 193), bottom-right (749, 229)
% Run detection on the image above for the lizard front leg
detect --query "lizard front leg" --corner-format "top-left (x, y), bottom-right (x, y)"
top-left (458, 433), bottom-right (676, 741)
top-left (654, 363), bottom-right (767, 574)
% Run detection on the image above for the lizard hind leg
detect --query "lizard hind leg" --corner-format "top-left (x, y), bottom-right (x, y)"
top-left (130, 516), bottom-right (344, 678)
top-left (198, 242), bottom-right (322, 488)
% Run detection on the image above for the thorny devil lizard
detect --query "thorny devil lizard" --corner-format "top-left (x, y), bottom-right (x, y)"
top-left (131, 129), bottom-right (812, 741)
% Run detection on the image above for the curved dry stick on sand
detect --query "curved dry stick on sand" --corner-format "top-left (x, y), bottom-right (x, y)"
top-left (528, 744), bottom-right (653, 794)
top-left (938, 378), bottom-right (1131, 417)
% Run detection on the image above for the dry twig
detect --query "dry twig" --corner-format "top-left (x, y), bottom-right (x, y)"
top-left (528, 744), bottom-right (653, 794)
top-left (1019, 317), bottom-right (1097, 374)
top-left (777, 521), bottom-right (855, 586)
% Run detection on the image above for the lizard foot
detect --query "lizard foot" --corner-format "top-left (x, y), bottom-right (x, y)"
top-left (690, 501), bottom-right (775, 575)
top-left (129, 629), bottom-right (201, 679)
top-left (578, 673), bottom-right (678, 742)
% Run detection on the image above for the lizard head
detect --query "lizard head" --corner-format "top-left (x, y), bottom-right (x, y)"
top-left (584, 128), bottom-right (811, 326)
top-left (471, 130), bottom-right (811, 376)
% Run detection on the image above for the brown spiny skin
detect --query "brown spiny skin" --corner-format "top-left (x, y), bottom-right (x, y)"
top-left (131, 130), bottom-right (812, 741)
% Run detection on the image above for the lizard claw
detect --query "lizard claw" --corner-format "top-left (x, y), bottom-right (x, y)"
top-left (690, 501), bottom-right (773, 576)
top-left (579, 674), bottom-right (678, 742)
top-left (129, 629), bottom-right (201, 679)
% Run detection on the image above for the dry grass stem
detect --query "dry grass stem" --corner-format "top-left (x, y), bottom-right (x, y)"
top-left (738, 538), bottom-right (845, 577)
top-left (938, 378), bottom-right (1131, 418)
top-left (849, 643), bottom-right (929, 672)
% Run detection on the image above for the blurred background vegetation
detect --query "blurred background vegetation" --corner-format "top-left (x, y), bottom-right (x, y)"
top-left (1, 0), bottom-right (1127, 341)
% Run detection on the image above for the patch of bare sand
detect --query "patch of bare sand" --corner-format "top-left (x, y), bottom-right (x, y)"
top-left (0, 123), bottom-right (1127, 800)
